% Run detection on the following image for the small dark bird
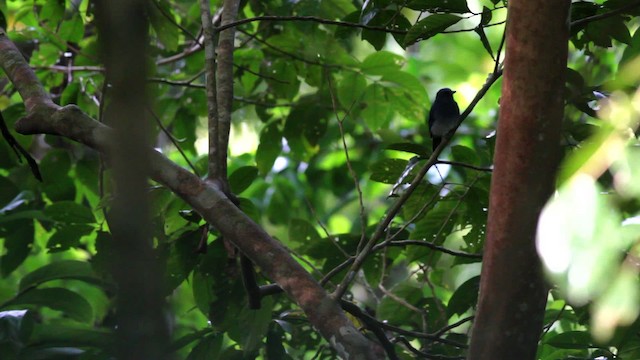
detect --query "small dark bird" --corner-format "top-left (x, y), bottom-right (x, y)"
top-left (428, 88), bottom-right (460, 151)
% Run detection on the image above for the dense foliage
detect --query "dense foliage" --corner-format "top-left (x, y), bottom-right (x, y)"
top-left (0, 0), bottom-right (639, 359)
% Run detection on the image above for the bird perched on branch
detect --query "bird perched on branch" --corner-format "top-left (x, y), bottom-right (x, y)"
top-left (428, 88), bottom-right (460, 151)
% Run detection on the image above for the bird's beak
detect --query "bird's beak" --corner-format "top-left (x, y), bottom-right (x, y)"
top-left (452, 90), bottom-right (457, 93)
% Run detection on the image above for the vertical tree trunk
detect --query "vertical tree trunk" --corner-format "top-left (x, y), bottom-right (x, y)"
top-left (468, 1), bottom-right (570, 359)
top-left (94, 1), bottom-right (169, 359)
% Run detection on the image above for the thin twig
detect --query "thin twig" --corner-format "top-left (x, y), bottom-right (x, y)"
top-left (379, 240), bottom-right (482, 259)
top-left (570, 1), bottom-right (640, 29)
top-left (436, 160), bottom-right (493, 172)
top-left (152, 0), bottom-right (202, 46)
top-left (332, 69), bottom-right (502, 300)
top-left (216, 15), bottom-right (408, 34)
top-left (326, 74), bottom-right (368, 264)
top-left (146, 106), bottom-right (200, 176)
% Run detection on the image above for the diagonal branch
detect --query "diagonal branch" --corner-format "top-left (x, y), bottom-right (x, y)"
top-left (333, 68), bottom-right (503, 300)
top-left (0, 28), bottom-right (384, 360)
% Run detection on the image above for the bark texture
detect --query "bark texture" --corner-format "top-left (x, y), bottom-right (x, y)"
top-left (468, 1), bottom-right (570, 359)
top-left (0, 26), bottom-right (384, 360)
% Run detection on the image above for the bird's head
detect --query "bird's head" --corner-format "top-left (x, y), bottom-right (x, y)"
top-left (436, 88), bottom-right (456, 99)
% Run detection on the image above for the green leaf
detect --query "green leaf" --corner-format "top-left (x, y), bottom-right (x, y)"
top-left (58, 15), bottom-right (84, 43)
top-left (148, 0), bottom-right (180, 51)
top-left (404, 14), bottom-right (462, 47)
top-left (29, 321), bottom-right (113, 348)
top-left (264, 59), bottom-right (300, 100)
top-left (361, 84), bottom-right (393, 130)
top-left (407, 0), bottom-right (470, 14)
top-left (585, 15), bottom-right (630, 47)
top-left (475, 26), bottom-right (493, 58)
top-left (44, 201), bottom-right (95, 224)
top-left (4, 288), bottom-right (93, 323)
top-left (169, 328), bottom-right (214, 353)
top-left (380, 70), bottom-right (428, 120)
top-left (385, 143), bottom-right (429, 157)
top-left (0, 219), bottom-right (34, 277)
top-left (39, 0), bottom-right (64, 24)
top-left (447, 276), bottom-right (480, 317)
top-left (39, 150), bottom-right (75, 201)
top-left (451, 145), bottom-right (479, 165)
top-left (186, 333), bottom-right (223, 360)
top-left (621, 28), bottom-right (640, 66)
top-left (229, 166), bottom-right (259, 194)
top-left (480, 6), bottom-right (492, 26)
top-left (545, 331), bottom-right (592, 349)
top-left (19, 260), bottom-right (103, 292)
top-left (227, 297), bottom-right (274, 352)
top-left (288, 219), bottom-right (322, 245)
top-left (361, 51), bottom-right (404, 76)
top-left (256, 121), bottom-right (283, 175)
top-left (369, 158), bottom-right (409, 184)
top-left (46, 224), bottom-right (95, 252)
top-left (337, 72), bottom-right (367, 109)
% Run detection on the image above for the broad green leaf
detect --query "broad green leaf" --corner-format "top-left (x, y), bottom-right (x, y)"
top-left (263, 59), bottom-right (300, 100)
top-left (404, 14), bottom-right (463, 47)
top-left (46, 224), bottom-right (95, 252)
top-left (369, 158), bottom-right (409, 184)
top-left (585, 15), bottom-right (630, 47)
top-left (361, 51), bottom-right (404, 76)
top-left (592, 268), bottom-right (640, 341)
top-left (3, 288), bottom-right (93, 323)
top-left (186, 333), bottom-right (223, 360)
top-left (545, 331), bottom-right (592, 349)
top-left (169, 328), bottom-right (214, 353)
top-left (0, 219), bottom-right (34, 277)
top-left (29, 321), bottom-right (113, 348)
top-left (385, 143), bottom-right (429, 157)
top-left (380, 70), bottom-right (428, 120)
top-left (480, 6), bottom-right (492, 25)
top-left (227, 297), bottom-right (274, 353)
top-left (44, 201), bottom-right (95, 224)
top-left (288, 218), bottom-right (322, 245)
top-left (19, 260), bottom-right (103, 292)
top-left (164, 228), bottom-right (201, 293)
top-left (621, 28), bottom-right (640, 66)
top-left (361, 83), bottom-right (393, 130)
top-left (39, 150), bottom-right (75, 201)
top-left (58, 15), bottom-right (84, 43)
top-left (148, 0), bottom-right (180, 51)
top-left (447, 276), bottom-right (480, 317)
top-left (337, 72), bottom-right (367, 110)
top-left (537, 176), bottom-right (627, 304)
top-left (256, 121), bottom-right (282, 175)
top-left (451, 145), bottom-right (478, 165)
top-left (229, 166), bottom-right (259, 194)
top-left (39, 0), bottom-right (64, 24)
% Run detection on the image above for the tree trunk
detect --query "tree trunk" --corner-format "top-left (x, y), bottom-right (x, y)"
top-left (468, 1), bottom-right (570, 359)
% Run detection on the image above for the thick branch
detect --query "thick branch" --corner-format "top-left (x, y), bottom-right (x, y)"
top-left (0, 28), bottom-right (383, 360)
